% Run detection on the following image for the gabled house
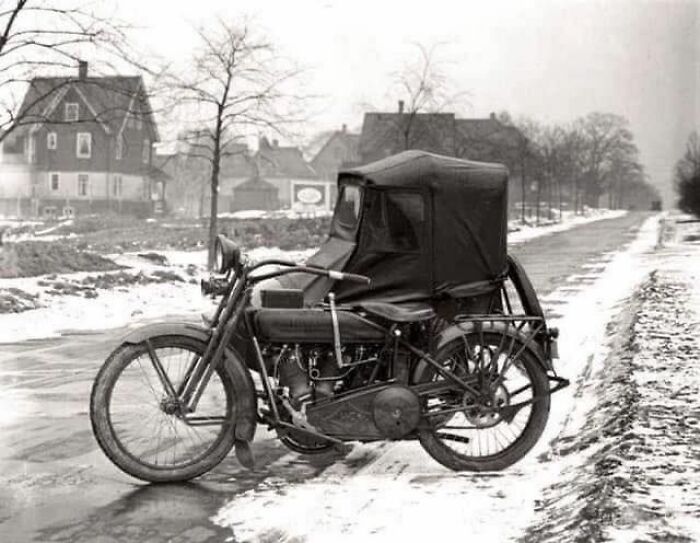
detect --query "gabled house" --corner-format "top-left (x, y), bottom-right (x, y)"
top-left (255, 137), bottom-right (327, 212)
top-left (358, 102), bottom-right (457, 164)
top-left (0, 61), bottom-right (165, 218)
top-left (310, 124), bottom-right (361, 182)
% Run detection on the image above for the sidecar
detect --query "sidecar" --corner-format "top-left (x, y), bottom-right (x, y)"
top-left (276, 150), bottom-right (554, 358)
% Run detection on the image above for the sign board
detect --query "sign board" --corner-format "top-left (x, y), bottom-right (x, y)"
top-left (291, 181), bottom-right (332, 213)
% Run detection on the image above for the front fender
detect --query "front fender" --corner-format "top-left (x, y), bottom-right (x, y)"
top-left (119, 322), bottom-right (257, 442)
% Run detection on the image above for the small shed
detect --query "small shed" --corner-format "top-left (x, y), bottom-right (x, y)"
top-left (232, 176), bottom-right (279, 211)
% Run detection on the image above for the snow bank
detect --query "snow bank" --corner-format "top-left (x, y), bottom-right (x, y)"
top-left (509, 209), bottom-right (627, 244)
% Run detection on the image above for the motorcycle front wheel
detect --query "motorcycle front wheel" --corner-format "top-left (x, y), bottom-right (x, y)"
top-left (90, 335), bottom-right (237, 483)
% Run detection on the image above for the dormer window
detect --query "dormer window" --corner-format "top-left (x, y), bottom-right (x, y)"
top-left (65, 102), bottom-right (79, 122)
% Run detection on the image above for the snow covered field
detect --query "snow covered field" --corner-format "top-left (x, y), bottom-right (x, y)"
top-left (210, 215), bottom-right (687, 543)
top-left (0, 209), bottom-right (624, 344)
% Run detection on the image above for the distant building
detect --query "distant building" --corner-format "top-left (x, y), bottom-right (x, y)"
top-left (310, 124), bottom-right (361, 182)
top-left (357, 102), bottom-right (524, 166)
top-left (255, 137), bottom-right (327, 212)
top-left (357, 104), bottom-right (527, 205)
top-left (156, 136), bottom-right (325, 216)
top-left (358, 102), bottom-right (457, 164)
top-left (0, 61), bottom-right (166, 218)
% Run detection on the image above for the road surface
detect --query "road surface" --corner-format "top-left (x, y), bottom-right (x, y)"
top-left (0, 212), bottom-right (652, 542)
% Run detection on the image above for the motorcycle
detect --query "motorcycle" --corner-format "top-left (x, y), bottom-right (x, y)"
top-left (90, 150), bottom-right (569, 483)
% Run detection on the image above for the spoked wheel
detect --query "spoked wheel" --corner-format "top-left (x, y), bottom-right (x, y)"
top-left (90, 335), bottom-right (237, 483)
top-left (415, 325), bottom-right (550, 471)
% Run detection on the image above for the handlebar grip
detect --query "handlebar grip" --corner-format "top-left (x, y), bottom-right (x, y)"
top-left (328, 270), bottom-right (371, 285)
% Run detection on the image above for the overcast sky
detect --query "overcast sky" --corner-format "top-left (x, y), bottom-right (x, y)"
top-left (119, 0), bottom-right (698, 202)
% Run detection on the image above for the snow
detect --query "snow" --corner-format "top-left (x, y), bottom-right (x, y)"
top-left (509, 208), bottom-right (627, 244)
top-left (0, 247), bottom-right (316, 344)
top-left (211, 214), bottom-right (662, 542)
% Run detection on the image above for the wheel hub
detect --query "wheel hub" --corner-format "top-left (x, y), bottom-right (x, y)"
top-left (462, 384), bottom-right (510, 428)
top-left (160, 397), bottom-right (182, 416)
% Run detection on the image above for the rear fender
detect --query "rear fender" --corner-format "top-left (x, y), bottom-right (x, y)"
top-left (413, 321), bottom-right (552, 383)
top-left (119, 322), bottom-right (257, 441)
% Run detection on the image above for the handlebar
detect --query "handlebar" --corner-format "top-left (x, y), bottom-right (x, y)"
top-left (248, 259), bottom-right (371, 285)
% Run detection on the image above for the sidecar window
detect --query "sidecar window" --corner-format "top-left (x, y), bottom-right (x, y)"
top-left (335, 185), bottom-right (362, 229)
top-left (361, 190), bottom-right (424, 253)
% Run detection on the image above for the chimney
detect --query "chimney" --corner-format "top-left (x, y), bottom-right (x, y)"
top-left (341, 123), bottom-right (347, 133)
top-left (489, 112), bottom-right (496, 120)
top-left (398, 100), bottom-right (405, 114)
top-left (78, 60), bottom-right (88, 80)
top-left (272, 139), bottom-right (279, 148)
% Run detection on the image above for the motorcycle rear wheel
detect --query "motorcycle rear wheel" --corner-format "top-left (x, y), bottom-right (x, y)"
top-left (90, 335), bottom-right (237, 483)
top-left (415, 327), bottom-right (550, 472)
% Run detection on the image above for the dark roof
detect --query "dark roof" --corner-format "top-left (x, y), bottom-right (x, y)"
top-left (258, 137), bottom-right (316, 178)
top-left (358, 112), bottom-right (456, 162)
top-left (310, 130), bottom-right (361, 168)
top-left (13, 75), bottom-right (158, 140)
top-left (234, 176), bottom-right (278, 192)
top-left (456, 118), bottom-right (523, 148)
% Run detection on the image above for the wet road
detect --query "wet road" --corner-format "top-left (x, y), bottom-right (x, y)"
top-left (0, 212), bottom-right (652, 542)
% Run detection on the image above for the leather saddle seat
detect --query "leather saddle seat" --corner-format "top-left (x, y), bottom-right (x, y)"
top-left (253, 309), bottom-right (385, 343)
top-left (358, 301), bottom-right (436, 323)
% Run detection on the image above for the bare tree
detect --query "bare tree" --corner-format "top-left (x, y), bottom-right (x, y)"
top-left (576, 112), bottom-right (636, 208)
top-left (167, 19), bottom-right (302, 269)
top-left (379, 42), bottom-right (468, 153)
top-left (0, 0), bottom-right (153, 143)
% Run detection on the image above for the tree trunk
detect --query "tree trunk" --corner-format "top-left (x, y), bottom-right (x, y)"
top-left (520, 153), bottom-right (527, 223)
top-left (207, 120), bottom-right (223, 270)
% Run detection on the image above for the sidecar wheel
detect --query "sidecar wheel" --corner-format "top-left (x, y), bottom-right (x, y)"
top-left (415, 328), bottom-right (550, 472)
top-left (90, 335), bottom-right (237, 483)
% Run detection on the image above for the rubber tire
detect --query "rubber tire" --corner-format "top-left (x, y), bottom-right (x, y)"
top-left (416, 330), bottom-right (550, 472)
top-left (90, 335), bottom-right (237, 483)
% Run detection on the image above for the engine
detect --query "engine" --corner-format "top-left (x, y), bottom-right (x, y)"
top-left (271, 343), bottom-right (385, 406)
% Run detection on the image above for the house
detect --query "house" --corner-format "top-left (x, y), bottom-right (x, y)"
top-left (155, 137), bottom-right (254, 217)
top-left (0, 61), bottom-right (166, 218)
top-left (358, 101), bottom-right (457, 164)
top-left (310, 124), bottom-right (361, 182)
top-left (255, 137), bottom-right (327, 212)
top-left (357, 105), bottom-right (527, 205)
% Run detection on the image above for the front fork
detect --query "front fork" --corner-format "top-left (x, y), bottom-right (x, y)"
top-left (145, 276), bottom-right (248, 415)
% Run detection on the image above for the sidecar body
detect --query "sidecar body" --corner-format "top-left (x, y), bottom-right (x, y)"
top-left (280, 150), bottom-right (525, 315)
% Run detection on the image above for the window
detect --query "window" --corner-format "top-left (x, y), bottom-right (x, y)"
top-left (62, 206), bottom-right (74, 218)
top-left (76, 132), bottom-right (91, 158)
top-left (47, 132), bottom-right (57, 150)
top-left (26, 136), bottom-right (36, 163)
top-left (64, 103), bottom-right (79, 122)
top-left (142, 139), bottom-right (150, 163)
top-left (49, 172), bottom-right (60, 191)
top-left (42, 206), bottom-right (57, 218)
top-left (115, 137), bottom-right (123, 160)
top-left (334, 185), bottom-right (362, 229)
top-left (112, 175), bottom-right (122, 197)
top-left (361, 190), bottom-right (425, 253)
top-left (78, 174), bottom-right (89, 196)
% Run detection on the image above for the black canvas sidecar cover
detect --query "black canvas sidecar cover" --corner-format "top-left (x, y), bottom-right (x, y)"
top-left (280, 150), bottom-right (509, 305)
